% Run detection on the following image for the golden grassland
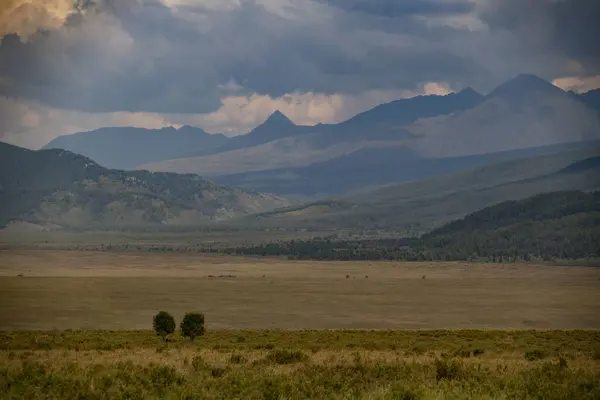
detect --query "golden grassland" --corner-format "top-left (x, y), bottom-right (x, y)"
top-left (1, 249), bottom-right (600, 398)
top-left (1, 330), bottom-right (600, 399)
top-left (1, 250), bottom-right (600, 330)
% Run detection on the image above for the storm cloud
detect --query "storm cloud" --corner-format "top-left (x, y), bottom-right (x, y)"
top-left (0, 0), bottom-right (598, 146)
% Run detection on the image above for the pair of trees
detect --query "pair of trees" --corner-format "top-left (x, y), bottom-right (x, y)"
top-left (153, 311), bottom-right (205, 342)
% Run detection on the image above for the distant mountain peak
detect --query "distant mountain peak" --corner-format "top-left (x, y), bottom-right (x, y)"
top-left (456, 87), bottom-right (481, 97)
top-left (262, 110), bottom-right (295, 126)
top-left (487, 74), bottom-right (563, 99)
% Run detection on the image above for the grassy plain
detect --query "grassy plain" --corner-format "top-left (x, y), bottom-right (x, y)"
top-left (1, 250), bottom-right (599, 331)
top-left (1, 330), bottom-right (600, 399)
top-left (1, 250), bottom-right (600, 398)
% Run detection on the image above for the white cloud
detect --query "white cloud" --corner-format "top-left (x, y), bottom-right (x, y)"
top-left (0, 0), bottom-right (72, 37)
top-left (553, 75), bottom-right (600, 93)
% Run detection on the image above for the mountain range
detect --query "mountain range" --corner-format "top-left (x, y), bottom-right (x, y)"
top-left (0, 142), bottom-right (289, 230)
top-left (3, 73), bottom-right (599, 231)
top-left (42, 74), bottom-right (600, 199)
top-left (44, 126), bottom-right (229, 170)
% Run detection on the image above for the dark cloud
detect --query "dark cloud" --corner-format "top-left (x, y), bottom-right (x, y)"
top-left (321, 0), bottom-right (474, 18)
top-left (481, 0), bottom-right (600, 75)
top-left (0, 0), bottom-right (596, 114)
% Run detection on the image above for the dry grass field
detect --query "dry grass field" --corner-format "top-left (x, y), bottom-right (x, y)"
top-left (1, 249), bottom-right (600, 398)
top-left (1, 250), bottom-right (599, 331)
top-left (1, 330), bottom-right (600, 399)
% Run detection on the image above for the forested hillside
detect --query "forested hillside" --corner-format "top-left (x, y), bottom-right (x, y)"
top-left (229, 191), bottom-right (600, 261)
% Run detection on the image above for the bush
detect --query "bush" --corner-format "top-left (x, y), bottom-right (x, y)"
top-left (525, 349), bottom-right (547, 361)
top-left (229, 354), bottom-right (246, 364)
top-left (435, 358), bottom-right (464, 382)
top-left (180, 312), bottom-right (205, 341)
top-left (266, 349), bottom-right (308, 364)
top-left (211, 367), bottom-right (227, 378)
top-left (153, 311), bottom-right (175, 342)
top-left (191, 355), bottom-right (207, 371)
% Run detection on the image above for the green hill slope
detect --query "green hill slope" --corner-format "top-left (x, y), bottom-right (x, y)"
top-left (231, 190), bottom-right (600, 261)
top-left (419, 190), bottom-right (600, 260)
top-left (244, 147), bottom-right (600, 233)
top-left (0, 143), bottom-right (289, 229)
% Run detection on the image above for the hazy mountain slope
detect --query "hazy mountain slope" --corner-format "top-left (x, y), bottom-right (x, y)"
top-left (408, 75), bottom-right (600, 157)
top-left (0, 142), bottom-right (289, 229)
top-left (139, 89), bottom-right (486, 175)
top-left (138, 134), bottom-right (398, 176)
top-left (213, 141), bottom-right (596, 198)
top-left (191, 111), bottom-right (316, 156)
top-left (579, 88), bottom-right (600, 113)
top-left (338, 87), bottom-right (483, 132)
top-left (244, 147), bottom-right (600, 233)
top-left (43, 126), bottom-right (229, 170)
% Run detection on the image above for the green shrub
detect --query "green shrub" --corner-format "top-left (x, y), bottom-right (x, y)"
top-left (255, 343), bottom-right (275, 350)
top-left (266, 349), bottom-right (308, 364)
top-left (558, 357), bottom-right (568, 369)
top-left (211, 367), bottom-right (227, 378)
top-left (456, 348), bottom-right (485, 357)
top-left (525, 349), bottom-right (547, 361)
top-left (391, 389), bottom-right (419, 400)
top-left (435, 358), bottom-right (464, 382)
top-left (229, 354), bottom-right (246, 364)
top-left (191, 355), bottom-right (208, 372)
top-left (149, 365), bottom-right (184, 389)
top-left (180, 312), bottom-right (205, 341)
top-left (152, 311), bottom-right (175, 342)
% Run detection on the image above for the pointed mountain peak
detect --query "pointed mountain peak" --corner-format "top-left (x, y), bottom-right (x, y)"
top-left (456, 87), bottom-right (481, 97)
top-left (263, 110), bottom-right (295, 126)
top-left (452, 87), bottom-right (483, 101)
top-left (488, 74), bottom-right (563, 99)
top-left (487, 74), bottom-right (566, 99)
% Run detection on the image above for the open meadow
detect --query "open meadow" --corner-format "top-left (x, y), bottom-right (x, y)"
top-left (1, 250), bottom-right (600, 330)
top-left (1, 249), bottom-right (600, 399)
top-left (1, 330), bottom-right (600, 399)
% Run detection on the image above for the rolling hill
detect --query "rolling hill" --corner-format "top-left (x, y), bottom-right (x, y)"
top-left (231, 190), bottom-right (600, 261)
top-left (416, 190), bottom-right (600, 260)
top-left (242, 146), bottom-right (600, 233)
top-left (0, 142), bottom-right (289, 230)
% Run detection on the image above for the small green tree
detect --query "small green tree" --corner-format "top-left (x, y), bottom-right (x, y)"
top-left (153, 311), bottom-right (175, 342)
top-left (180, 312), bottom-right (205, 341)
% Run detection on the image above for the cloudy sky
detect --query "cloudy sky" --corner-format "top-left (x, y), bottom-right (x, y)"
top-left (0, 0), bottom-right (599, 148)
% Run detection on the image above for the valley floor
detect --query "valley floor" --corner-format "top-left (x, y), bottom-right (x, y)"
top-left (0, 250), bottom-right (599, 331)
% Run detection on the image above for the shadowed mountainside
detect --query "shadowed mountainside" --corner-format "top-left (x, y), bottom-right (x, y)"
top-left (0, 142), bottom-right (289, 229)
top-left (240, 147), bottom-right (600, 233)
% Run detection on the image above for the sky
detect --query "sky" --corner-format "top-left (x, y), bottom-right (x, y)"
top-left (0, 0), bottom-right (599, 149)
